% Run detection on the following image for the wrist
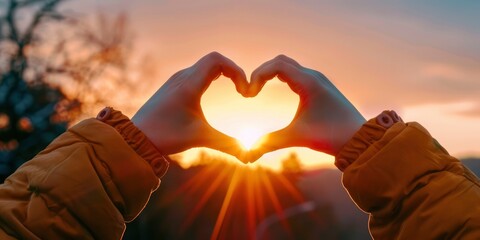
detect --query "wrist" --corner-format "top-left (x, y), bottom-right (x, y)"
top-left (131, 114), bottom-right (173, 155)
top-left (331, 117), bottom-right (366, 155)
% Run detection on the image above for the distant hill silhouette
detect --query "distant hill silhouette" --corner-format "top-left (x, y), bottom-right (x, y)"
top-left (299, 169), bottom-right (370, 239)
top-left (462, 157), bottom-right (480, 176)
top-left (124, 158), bottom-right (347, 240)
top-left (123, 156), bottom-right (480, 240)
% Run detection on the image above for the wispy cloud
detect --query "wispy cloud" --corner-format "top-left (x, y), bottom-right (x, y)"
top-left (455, 104), bottom-right (480, 117)
top-left (289, 0), bottom-right (480, 117)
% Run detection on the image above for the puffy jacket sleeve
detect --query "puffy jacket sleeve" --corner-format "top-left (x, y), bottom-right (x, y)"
top-left (339, 117), bottom-right (480, 239)
top-left (0, 108), bottom-right (169, 240)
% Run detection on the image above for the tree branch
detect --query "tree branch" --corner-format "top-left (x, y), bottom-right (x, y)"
top-left (6, 0), bottom-right (19, 42)
top-left (21, 0), bottom-right (64, 46)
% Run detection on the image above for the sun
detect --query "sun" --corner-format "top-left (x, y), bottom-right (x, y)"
top-left (236, 126), bottom-right (263, 150)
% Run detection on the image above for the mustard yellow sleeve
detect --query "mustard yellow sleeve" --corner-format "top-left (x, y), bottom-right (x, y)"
top-left (0, 108), bottom-right (168, 239)
top-left (339, 117), bottom-right (480, 239)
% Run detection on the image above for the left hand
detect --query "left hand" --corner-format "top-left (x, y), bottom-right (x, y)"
top-left (246, 55), bottom-right (366, 162)
top-left (132, 52), bottom-right (249, 160)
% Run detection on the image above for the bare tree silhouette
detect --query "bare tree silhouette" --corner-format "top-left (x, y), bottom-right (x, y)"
top-left (0, 0), bottom-right (141, 181)
top-left (281, 152), bottom-right (304, 182)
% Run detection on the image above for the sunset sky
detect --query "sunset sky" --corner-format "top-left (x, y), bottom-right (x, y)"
top-left (65, 0), bottom-right (480, 170)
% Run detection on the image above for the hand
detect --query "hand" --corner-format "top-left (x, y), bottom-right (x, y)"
top-left (132, 52), bottom-right (249, 160)
top-left (246, 55), bottom-right (366, 162)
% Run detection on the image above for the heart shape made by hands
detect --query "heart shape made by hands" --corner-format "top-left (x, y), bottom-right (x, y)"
top-left (201, 76), bottom-right (299, 154)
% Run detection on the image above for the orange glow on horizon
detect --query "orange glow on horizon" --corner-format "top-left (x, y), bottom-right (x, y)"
top-left (71, 0), bottom-right (480, 171)
top-left (199, 76), bottom-right (306, 168)
top-left (159, 74), bottom-right (338, 171)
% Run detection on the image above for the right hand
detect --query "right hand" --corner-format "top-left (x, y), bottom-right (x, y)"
top-left (132, 52), bottom-right (249, 160)
top-left (246, 55), bottom-right (366, 162)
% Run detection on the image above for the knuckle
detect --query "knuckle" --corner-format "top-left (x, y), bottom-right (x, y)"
top-left (170, 69), bottom-right (186, 79)
top-left (274, 54), bottom-right (288, 62)
top-left (206, 51), bottom-right (223, 61)
top-left (313, 70), bottom-right (327, 79)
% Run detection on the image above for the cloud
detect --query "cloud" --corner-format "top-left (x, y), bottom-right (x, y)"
top-left (294, 1), bottom-right (480, 118)
top-left (67, 0), bottom-right (480, 118)
top-left (455, 104), bottom-right (480, 118)
top-left (416, 61), bottom-right (480, 102)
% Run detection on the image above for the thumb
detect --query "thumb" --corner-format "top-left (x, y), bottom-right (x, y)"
top-left (201, 126), bottom-right (248, 163)
top-left (246, 126), bottom-right (300, 163)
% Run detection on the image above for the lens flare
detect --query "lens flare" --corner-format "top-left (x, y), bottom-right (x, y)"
top-left (237, 126), bottom-right (263, 150)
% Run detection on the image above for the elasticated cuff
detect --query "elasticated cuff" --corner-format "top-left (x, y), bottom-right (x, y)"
top-left (335, 110), bottom-right (404, 171)
top-left (96, 107), bottom-right (169, 178)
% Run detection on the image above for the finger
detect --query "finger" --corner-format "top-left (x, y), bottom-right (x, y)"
top-left (273, 54), bottom-right (302, 68)
top-left (200, 126), bottom-right (249, 163)
top-left (246, 126), bottom-right (301, 163)
top-left (248, 56), bottom-right (309, 97)
top-left (195, 52), bottom-right (249, 96)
